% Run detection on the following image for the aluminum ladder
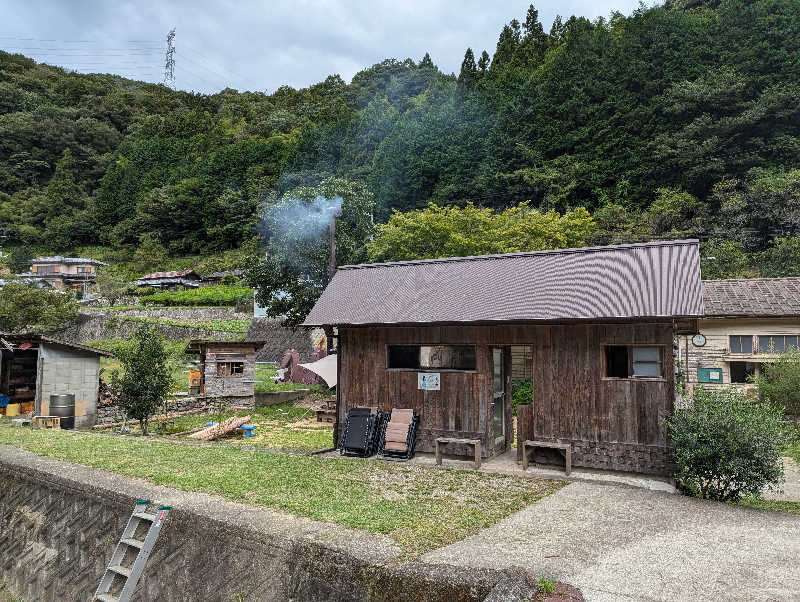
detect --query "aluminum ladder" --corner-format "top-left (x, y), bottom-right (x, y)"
top-left (94, 499), bottom-right (171, 602)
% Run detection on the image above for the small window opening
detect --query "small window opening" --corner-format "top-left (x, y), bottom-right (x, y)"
top-left (730, 361), bottom-right (756, 383)
top-left (217, 362), bottom-right (244, 377)
top-left (605, 346), bottom-right (629, 378)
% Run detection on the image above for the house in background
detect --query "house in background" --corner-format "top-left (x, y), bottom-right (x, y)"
top-left (200, 270), bottom-right (243, 286)
top-left (304, 239), bottom-right (703, 476)
top-left (135, 269), bottom-right (201, 290)
top-left (682, 278), bottom-right (800, 394)
top-left (17, 256), bottom-right (108, 293)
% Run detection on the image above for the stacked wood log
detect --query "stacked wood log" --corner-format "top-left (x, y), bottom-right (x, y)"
top-left (188, 416), bottom-right (251, 441)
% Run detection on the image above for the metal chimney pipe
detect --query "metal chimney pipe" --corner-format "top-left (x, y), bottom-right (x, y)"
top-left (328, 216), bottom-right (336, 279)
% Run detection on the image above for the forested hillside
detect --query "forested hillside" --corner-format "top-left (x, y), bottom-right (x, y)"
top-left (1, 0), bottom-right (799, 278)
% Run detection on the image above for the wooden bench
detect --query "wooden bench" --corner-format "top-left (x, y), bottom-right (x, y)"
top-left (521, 440), bottom-right (572, 476)
top-left (435, 437), bottom-right (482, 469)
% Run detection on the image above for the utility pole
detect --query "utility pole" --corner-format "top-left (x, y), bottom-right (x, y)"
top-left (164, 28), bottom-right (176, 87)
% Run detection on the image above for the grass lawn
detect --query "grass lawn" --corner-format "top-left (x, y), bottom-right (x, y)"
top-left (737, 497), bottom-right (800, 515)
top-left (139, 402), bottom-right (334, 452)
top-left (0, 421), bottom-right (563, 557)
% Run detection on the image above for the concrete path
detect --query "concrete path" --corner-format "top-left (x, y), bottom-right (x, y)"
top-left (422, 481), bottom-right (800, 602)
top-left (765, 457), bottom-right (800, 502)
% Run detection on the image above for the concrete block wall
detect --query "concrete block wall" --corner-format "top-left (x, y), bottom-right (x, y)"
top-left (38, 349), bottom-right (100, 429)
top-left (0, 449), bottom-right (518, 602)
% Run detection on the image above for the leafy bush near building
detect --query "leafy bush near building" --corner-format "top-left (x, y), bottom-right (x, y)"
top-left (512, 378), bottom-right (533, 415)
top-left (666, 388), bottom-right (789, 502)
top-left (140, 285), bottom-right (253, 307)
top-left (755, 347), bottom-right (800, 435)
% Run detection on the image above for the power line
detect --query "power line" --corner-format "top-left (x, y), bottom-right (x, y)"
top-left (178, 44), bottom-right (252, 88)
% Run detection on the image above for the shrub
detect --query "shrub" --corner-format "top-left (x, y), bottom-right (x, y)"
top-left (512, 378), bottom-right (533, 415)
top-left (140, 285), bottom-right (253, 307)
top-left (110, 327), bottom-right (173, 435)
top-left (755, 347), bottom-right (800, 435)
top-left (666, 388), bottom-right (789, 502)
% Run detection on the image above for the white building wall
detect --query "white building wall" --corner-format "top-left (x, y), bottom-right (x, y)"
top-left (36, 344), bottom-right (101, 428)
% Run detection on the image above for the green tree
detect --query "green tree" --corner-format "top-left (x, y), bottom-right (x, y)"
top-left (133, 234), bottom-right (169, 274)
top-left (759, 237), bottom-right (800, 278)
top-left (367, 201), bottom-right (595, 263)
top-left (646, 187), bottom-right (708, 237)
top-left (112, 327), bottom-right (172, 435)
top-left (94, 268), bottom-right (133, 305)
top-left (700, 238), bottom-right (752, 279)
top-left (756, 347), bottom-right (800, 434)
top-left (0, 281), bottom-right (78, 333)
top-left (457, 48), bottom-right (478, 94)
top-left (666, 388), bottom-right (789, 501)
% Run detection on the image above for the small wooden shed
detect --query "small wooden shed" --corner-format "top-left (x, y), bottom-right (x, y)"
top-left (185, 340), bottom-right (262, 404)
top-left (303, 240), bottom-right (704, 475)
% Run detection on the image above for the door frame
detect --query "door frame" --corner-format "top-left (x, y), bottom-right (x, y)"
top-left (490, 346), bottom-right (513, 454)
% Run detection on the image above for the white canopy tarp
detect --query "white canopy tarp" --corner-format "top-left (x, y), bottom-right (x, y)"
top-left (299, 353), bottom-right (337, 388)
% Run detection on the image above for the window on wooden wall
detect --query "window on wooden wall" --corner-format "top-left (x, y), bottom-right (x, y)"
top-left (729, 335), bottom-right (753, 354)
top-left (730, 361), bottom-right (756, 383)
top-left (216, 361), bottom-right (244, 377)
top-left (604, 345), bottom-right (663, 379)
top-left (387, 345), bottom-right (476, 370)
top-left (758, 335), bottom-right (798, 354)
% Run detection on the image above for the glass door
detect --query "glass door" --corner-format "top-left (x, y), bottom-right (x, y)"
top-left (492, 348), bottom-right (505, 445)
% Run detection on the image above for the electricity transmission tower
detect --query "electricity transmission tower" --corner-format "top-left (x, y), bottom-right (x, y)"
top-left (164, 28), bottom-right (175, 86)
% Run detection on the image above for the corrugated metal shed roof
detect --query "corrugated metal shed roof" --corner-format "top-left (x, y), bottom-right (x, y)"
top-left (702, 278), bottom-right (800, 317)
top-left (303, 239), bottom-right (704, 326)
top-left (0, 333), bottom-right (112, 356)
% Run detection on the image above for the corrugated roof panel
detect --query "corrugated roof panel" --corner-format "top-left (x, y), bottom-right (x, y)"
top-left (303, 240), bottom-right (704, 325)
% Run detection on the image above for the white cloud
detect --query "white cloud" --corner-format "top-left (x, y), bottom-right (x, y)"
top-left (1, 0), bottom-right (644, 93)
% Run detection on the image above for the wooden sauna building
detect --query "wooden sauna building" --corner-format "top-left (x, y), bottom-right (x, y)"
top-left (303, 240), bottom-right (704, 475)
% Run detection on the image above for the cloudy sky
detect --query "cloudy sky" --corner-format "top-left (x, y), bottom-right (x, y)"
top-left (2, 0), bottom-right (644, 94)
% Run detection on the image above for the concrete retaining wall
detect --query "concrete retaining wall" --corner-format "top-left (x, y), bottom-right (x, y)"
top-left (254, 390), bottom-right (311, 407)
top-left (0, 447), bottom-right (529, 602)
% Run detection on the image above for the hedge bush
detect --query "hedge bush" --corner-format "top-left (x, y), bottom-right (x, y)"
top-left (666, 388), bottom-right (789, 502)
top-left (140, 285), bottom-right (253, 307)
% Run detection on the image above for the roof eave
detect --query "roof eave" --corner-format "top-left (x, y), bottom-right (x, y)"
top-left (303, 314), bottom-right (704, 328)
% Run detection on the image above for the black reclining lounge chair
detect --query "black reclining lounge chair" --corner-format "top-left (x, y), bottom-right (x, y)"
top-left (339, 407), bottom-right (382, 457)
top-left (378, 408), bottom-right (419, 460)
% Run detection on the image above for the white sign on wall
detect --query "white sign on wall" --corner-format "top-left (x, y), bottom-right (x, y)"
top-left (418, 372), bottom-right (440, 391)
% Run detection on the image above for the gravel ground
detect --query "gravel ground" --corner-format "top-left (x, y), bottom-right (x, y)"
top-left (422, 481), bottom-right (800, 602)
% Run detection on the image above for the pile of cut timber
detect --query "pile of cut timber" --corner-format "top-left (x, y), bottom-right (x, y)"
top-left (188, 416), bottom-right (251, 441)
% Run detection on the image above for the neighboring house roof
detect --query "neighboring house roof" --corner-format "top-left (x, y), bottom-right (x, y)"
top-left (244, 318), bottom-right (318, 362)
top-left (702, 278), bottom-right (800, 318)
top-left (202, 270), bottom-right (244, 281)
top-left (0, 332), bottom-right (112, 357)
top-left (137, 269), bottom-right (200, 281)
top-left (30, 256), bottom-right (108, 266)
top-left (303, 239), bottom-right (704, 326)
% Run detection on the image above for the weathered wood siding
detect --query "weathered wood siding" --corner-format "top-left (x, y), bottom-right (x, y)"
top-left (203, 343), bottom-right (256, 399)
top-left (338, 322), bottom-right (675, 472)
top-left (338, 326), bottom-right (510, 457)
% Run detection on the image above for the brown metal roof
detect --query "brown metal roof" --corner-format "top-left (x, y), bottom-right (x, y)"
top-left (303, 240), bottom-right (704, 326)
top-left (702, 278), bottom-right (800, 318)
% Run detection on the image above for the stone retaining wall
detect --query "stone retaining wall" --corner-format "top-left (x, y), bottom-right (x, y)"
top-left (0, 447), bottom-right (535, 602)
top-left (52, 311), bottom-right (243, 345)
top-left (96, 395), bottom-right (218, 425)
